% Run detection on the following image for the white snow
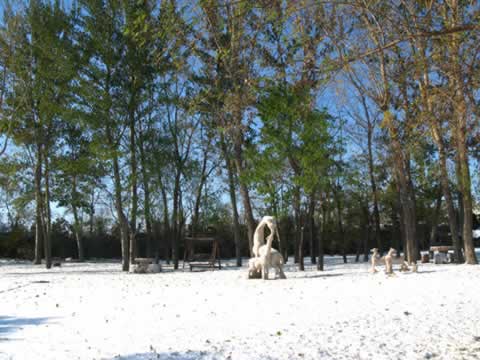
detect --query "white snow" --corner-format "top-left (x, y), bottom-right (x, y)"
top-left (1, 254), bottom-right (480, 360)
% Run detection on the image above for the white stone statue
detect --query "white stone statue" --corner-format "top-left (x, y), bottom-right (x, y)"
top-left (252, 216), bottom-right (278, 258)
top-left (248, 216), bottom-right (286, 280)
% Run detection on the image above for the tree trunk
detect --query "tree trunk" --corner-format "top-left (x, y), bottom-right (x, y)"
top-left (392, 184), bottom-right (406, 258)
top-left (139, 133), bottom-right (153, 259)
top-left (456, 121), bottom-right (477, 263)
top-left (299, 227), bottom-right (305, 271)
top-left (399, 186), bottom-right (417, 264)
top-left (430, 126), bottom-right (464, 263)
top-left (89, 190), bottom-right (95, 237)
top-left (407, 174), bottom-right (420, 259)
top-left (271, 192), bottom-right (283, 257)
top-left (362, 203), bottom-right (370, 262)
top-left (391, 201), bottom-right (401, 258)
top-left (129, 113), bottom-right (138, 264)
top-left (104, 69), bottom-right (129, 271)
top-left (192, 145), bottom-right (211, 237)
top-left (317, 199), bottom-right (326, 271)
top-left (333, 186), bottom-right (347, 263)
top-left (364, 106), bottom-right (382, 251)
top-left (355, 243), bottom-right (360, 262)
top-left (308, 192), bottom-right (316, 264)
top-left (221, 137), bottom-right (242, 266)
top-left (34, 145), bottom-right (43, 265)
top-left (159, 176), bottom-right (171, 264)
top-left (398, 195), bottom-right (407, 258)
top-left (172, 172), bottom-right (181, 269)
top-left (43, 149), bottom-right (52, 269)
top-left (72, 206), bottom-right (84, 262)
top-left (293, 187), bottom-right (301, 263)
top-left (232, 140), bottom-right (255, 256)
top-left (281, 218), bottom-right (289, 263)
top-left (72, 175), bottom-right (84, 262)
top-left (111, 146), bottom-right (130, 272)
top-left (429, 190), bottom-right (442, 247)
top-left (455, 151), bottom-right (464, 237)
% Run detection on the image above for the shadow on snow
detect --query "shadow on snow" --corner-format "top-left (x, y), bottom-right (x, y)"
top-left (106, 350), bottom-right (279, 360)
top-left (0, 316), bottom-right (52, 341)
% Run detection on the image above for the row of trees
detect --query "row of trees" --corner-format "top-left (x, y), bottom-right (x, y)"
top-left (0, 0), bottom-right (478, 269)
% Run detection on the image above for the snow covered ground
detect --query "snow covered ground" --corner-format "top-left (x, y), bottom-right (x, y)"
top-left (1, 253), bottom-right (480, 360)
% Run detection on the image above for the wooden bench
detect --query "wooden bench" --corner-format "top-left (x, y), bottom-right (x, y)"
top-left (183, 235), bottom-right (221, 271)
top-left (429, 246), bottom-right (453, 253)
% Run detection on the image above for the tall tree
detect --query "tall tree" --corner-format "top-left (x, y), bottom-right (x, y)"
top-left (6, 1), bottom-right (77, 268)
top-left (442, 0), bottom-right (478, 264)
top-left (198, 0), bottom-right (258, 254)
top-left (257, 84), bottom-right (333, 269)
top-left (78, 0), bottom-right (131, 271)
top-left (122, 0), bottom-right (156, 264)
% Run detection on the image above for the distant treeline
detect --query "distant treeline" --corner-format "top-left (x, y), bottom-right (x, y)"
top-left (2, 216), bottom-right (478, 262)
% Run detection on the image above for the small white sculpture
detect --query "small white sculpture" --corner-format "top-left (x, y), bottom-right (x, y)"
top-left (384, 248), bottom-right (395, 275)
top-left (370, 248), bottom-right (410, 274)
top-left (369, 248), bottom-right (383, 273)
